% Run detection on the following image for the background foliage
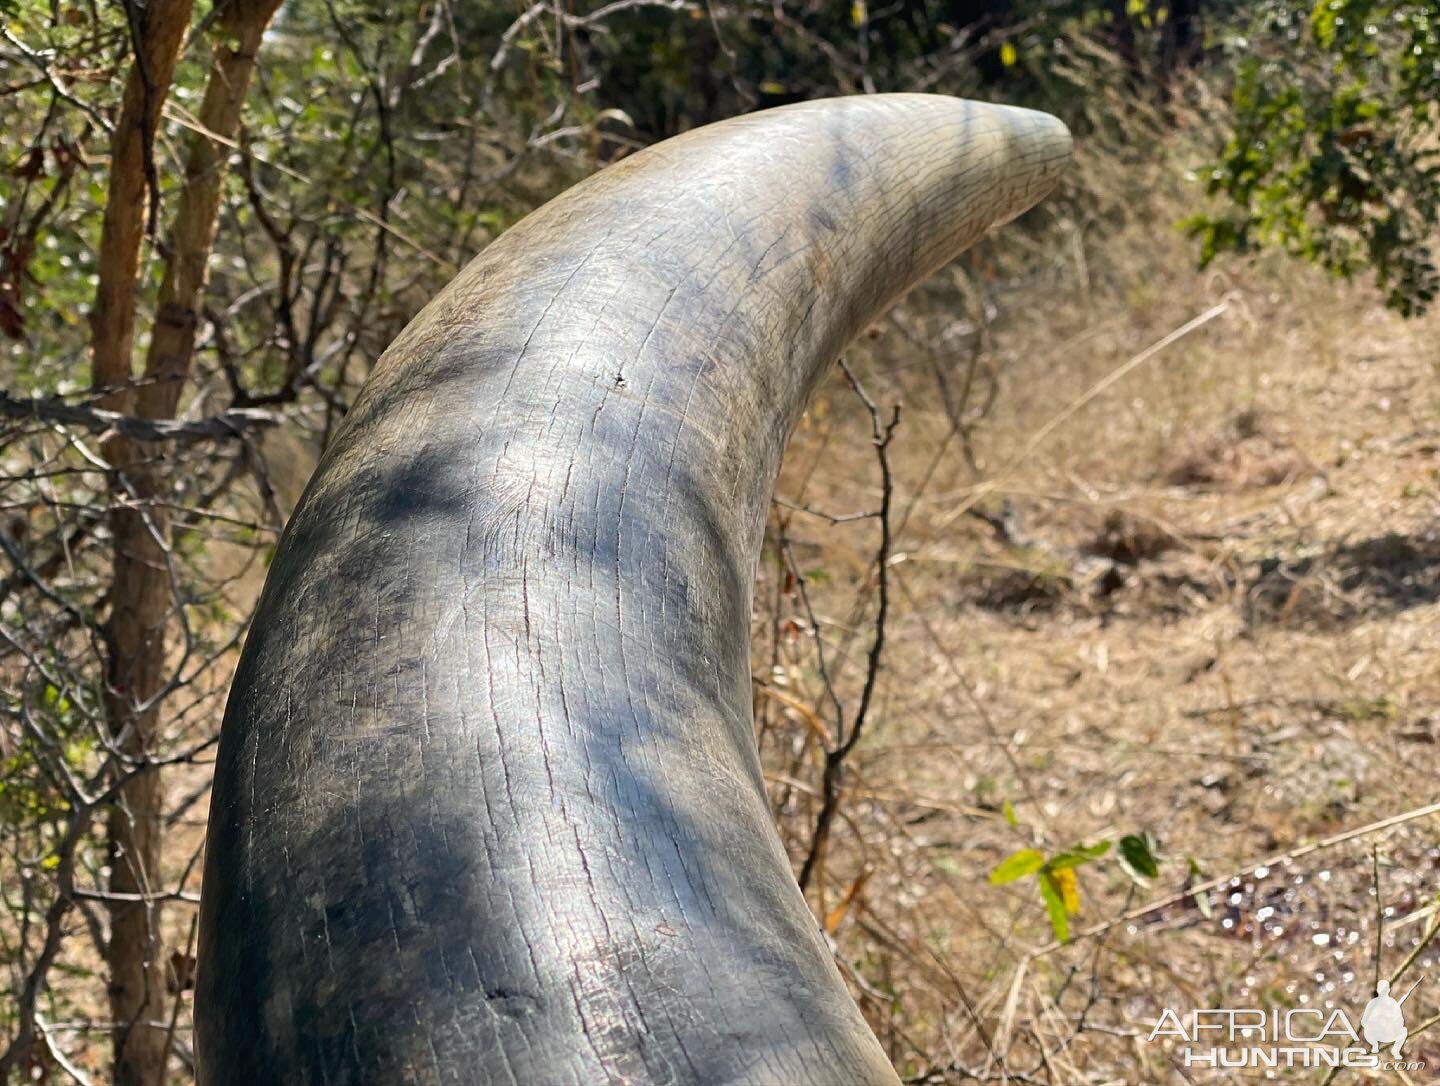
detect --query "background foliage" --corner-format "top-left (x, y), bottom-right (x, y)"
top-left (1188, 0), bottom-right (1440, 315)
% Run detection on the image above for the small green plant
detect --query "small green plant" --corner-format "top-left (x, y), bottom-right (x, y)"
top-left (991, 832), bottom-right (1161, 942)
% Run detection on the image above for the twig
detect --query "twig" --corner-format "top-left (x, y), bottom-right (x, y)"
top-left (34, 1015), bottom-right (94, 1086)
top-left (0, 391), bottom-right (278, 444)
top-left (1374, 844), bottom-right (1384, 992)
top-left (797, 361), bottom-right (900, 891)
top-left (158, 912), bottom-right (198, 1080)
top-left (771, 495), bottom-right (880, 524)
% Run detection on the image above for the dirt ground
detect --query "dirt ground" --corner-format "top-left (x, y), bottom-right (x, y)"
top-left (760, 132), bottom-right (1440, 1080)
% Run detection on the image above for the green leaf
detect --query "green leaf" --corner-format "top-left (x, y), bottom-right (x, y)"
top-left (1046, 841), bottom-right (1111, 871)
top-left (1120, 833), bottom-right (1160, 879)
top-left (1002, 800), bottom-right (1017, 827)
top-left (989, 848), bottom-right (1045, 885)
top-left (1188, 858), bottom-right (1213, 919)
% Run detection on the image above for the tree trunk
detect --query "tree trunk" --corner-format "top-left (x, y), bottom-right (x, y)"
top-left (92, 6), bottom-right (194, 1084)
top-left (1107, 0), bottom-right (1139, 81)
top-left (197, 95), bottom-right (1070, 1085)
top-left (1160, 0), bottom-right (1203, 73)
top-left (95, 2), bottom-right (280, 1083)
top-left (138, 0), bottom-right (285, 422)
top-left (91, 0), bottom-right (194, 410)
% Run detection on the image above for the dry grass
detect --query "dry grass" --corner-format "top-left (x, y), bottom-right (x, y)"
top-left (761, 76), bottom-right (1440, 1083)
top-left (14, 70), bottom-right (1440, 1085)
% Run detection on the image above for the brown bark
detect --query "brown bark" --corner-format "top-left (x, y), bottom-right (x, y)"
top-left (138, 0), bottom-right (285, 422)
top-left (92, 6), bottom-right (194, 1085)
top-left (91, 0), bottom-right (194, 411)
top-left (93, 2), bottom-right (280, 1084)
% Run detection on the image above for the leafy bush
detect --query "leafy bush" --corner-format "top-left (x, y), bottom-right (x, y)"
top-left (1188, 0), bottom-right (1440, 315)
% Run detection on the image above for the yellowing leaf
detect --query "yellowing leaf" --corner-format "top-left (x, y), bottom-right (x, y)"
top-left (1053, 867), bottom-right (1080, 914)
top-left (999, 41), bottom-right (1018, 67)
top-left (824, 870), bottom-right (872, 934)
top-left (850, 0), bottom-right (867, 27)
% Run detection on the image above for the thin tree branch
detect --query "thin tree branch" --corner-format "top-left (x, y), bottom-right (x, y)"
top-left (0, 392), bottom-right (278, 444)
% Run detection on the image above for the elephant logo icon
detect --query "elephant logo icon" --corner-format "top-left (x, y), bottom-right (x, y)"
top-left (1362, 978), bottom-right (1421, 1058)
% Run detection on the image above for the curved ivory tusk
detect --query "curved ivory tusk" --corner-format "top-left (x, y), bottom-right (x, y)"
top-left (196, 94), bottom-right (1070, 1085)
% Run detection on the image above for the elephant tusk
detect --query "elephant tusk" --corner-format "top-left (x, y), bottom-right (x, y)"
top-left (196, 94), bottom-right (1070, 1085)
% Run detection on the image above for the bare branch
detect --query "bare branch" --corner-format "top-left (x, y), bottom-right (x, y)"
top-left (0, 392), bottom-right (279, 444)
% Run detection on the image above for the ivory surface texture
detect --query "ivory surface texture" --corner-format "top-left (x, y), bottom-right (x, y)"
top-left (196, 94), bottom-right (1071, 1085)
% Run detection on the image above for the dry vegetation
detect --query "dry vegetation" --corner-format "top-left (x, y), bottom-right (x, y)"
top-left (759, 79), bottom-right (1440, 1083)
top-left (8, 56), bottom-right (1439, 1086)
